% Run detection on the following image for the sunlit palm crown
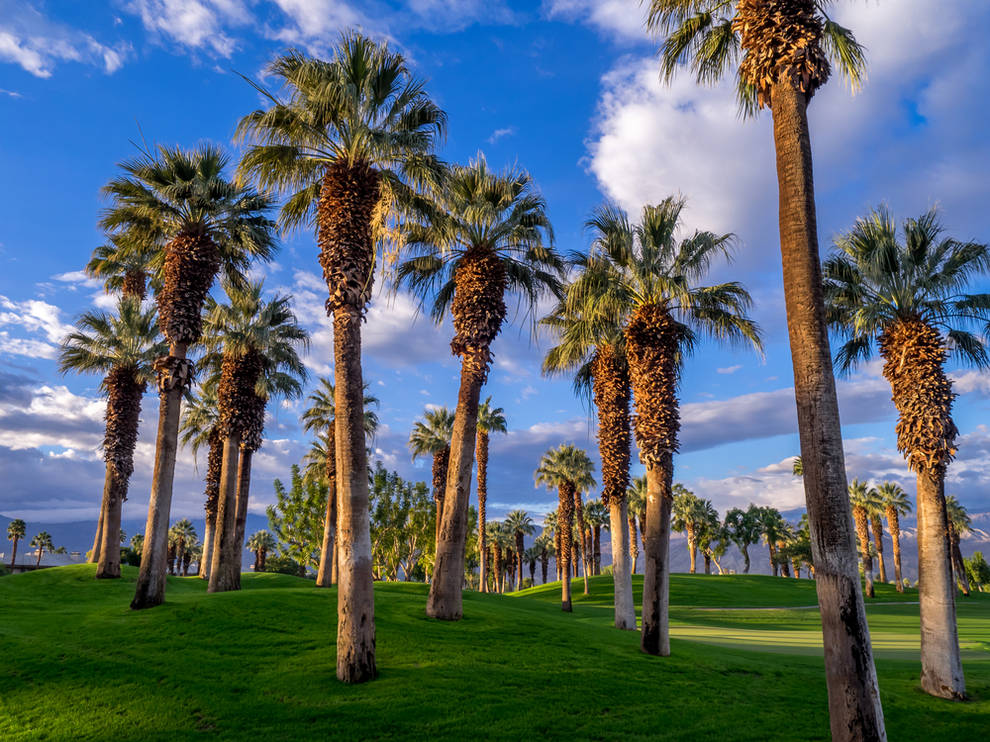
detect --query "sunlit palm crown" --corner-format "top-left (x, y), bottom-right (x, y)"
top-left (823, 206), bottom-right (990, 372)
top-left (86, 232), bottom-right (162, 300)
top-left (945, 495), bottom-right (972, 535)
top-left (847, 478), bottom-right (882, 513)
top-left (235, 32), bottom-right (447, 234)
top-left (646, 0), bottom-right (866, 115)
top-left (626, 475), bottom-right (648, 516)
top-left (874, 482), bottom-right (912, 516)
top-left (476, 396), bottom-right (508, 435)
top-left (179, 386), bottom-right (220, 454)
top-left (408, 407), bottom-right (455, 458)
top-left (247, 530), bottom-right (277, 553)
top-left (505, 510), bottom-right (535, 536)
top-left (302, 377), bottom-right (380, 437)
top-left (534, 444), bottom-right (596, 492)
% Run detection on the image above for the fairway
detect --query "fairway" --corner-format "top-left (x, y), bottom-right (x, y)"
top-left (0, 567), bottom-right (987, 740)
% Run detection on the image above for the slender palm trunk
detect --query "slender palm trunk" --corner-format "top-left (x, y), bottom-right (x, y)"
top-left (317, 457), bottom-right (337, 587)
top-left (887, 508), bottom-right (903, 593)
top-left (768, 541), bottom-right (778, 577)
top-left (431, 448), bottom-right (449, 548)
top-left (628, 517), bottom-right (638, 575)
top-left (90, 505), bottom-right (105, 563)
top-left (334, 306), bottom-right (376, 682)
top-left (10, 538), bottom-right (19, 569)
top-left (554, 530), bottom-right (562, 582)
top-left (593, 526), bottom-right (601, 575)
top-left (770, 80), bottom-right (885, 738)
top-left (950, 531), bottom-right (969, 596)
top-left (477, 430), bottom-right (489, 593)
top-left (36, 547), bottom-right (43, 567)
top-left (96, 470), bottom-right (125, 579)
top-left (741, 544), bottom-right (751, 574)
top-left (854, 509), bottom-right (874, 598)
top-left (641, 453), bottom-right (673, 656)
top-left (871, 515), bottom-right (887, 584)
top-left (200, 517), bottom-right (214, 580)
top-left (559, 483), bottom-right (574, 612)
top-left (916, 470), bottom-right (965, 698)
top-left (687, 525), bottom-right (697, 574)
top-left (515, 532), bottom-right (525, 590)
top-left (574, 493), bottom-right (590, 595)
top-left (611, 499), bottom-right (636, 629)
top-left (427, 359), bottom-right (485, 620)
top-left (208, 434), bottom-right (242, 593)
top-left (540, 554), bottom-right (548, 584)
top-left (232, 447), bottom-right (253, 585)
top-left (131, 345), bottom-right (191, 610)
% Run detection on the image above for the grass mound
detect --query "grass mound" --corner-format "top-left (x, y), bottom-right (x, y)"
top-left (1, 565), bottom-right (987, 740)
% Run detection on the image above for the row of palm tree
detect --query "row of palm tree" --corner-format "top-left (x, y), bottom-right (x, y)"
top-left (5, 521), bottom-right (57, 569)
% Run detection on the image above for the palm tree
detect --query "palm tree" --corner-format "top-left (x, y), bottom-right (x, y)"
top-left (695, 500), bottom-right (723, 575)
top-left (247, 530), bottom-right (277, 572)
top-left (102, 144), bottom-right (276, 610)
top-left (724, 504), bottom-right (761, 574)
top-left (397, 155), bottom-right (563, 620)
top-left (543, 276), bottom-right (635, 626)
top-left (535, 532), bottom-right (553, 585)
top-left (484, 521), bottom-right (508, 594)
top-left (792, 457), bottom-right (803, 477)
top-left (870, 504), bottom-right (888, 586)
top-left (535, 445), bottom-right (596, 612)
top-left (627, 476), bottom-right (646, 575)
top-left (847, 480), bottom-right (880, 598)
top-left (59, 298), bottom-right (165, 579)
top-left (31, 532), bottom-right (53, 567)
top-left (672, 485), bottom-right (706, 574)
top-left (235, 34), bottom-right (446, 683)
top-left (302, 378), bottom-right (379, 587)
top-left (824, 207), bottom-right (990, 699)
top-left (542, 511), bottom-right (561, 581)
top-left (7, 519), bottom-right (26, 569)
top-left (179, 387), bottom-right (222, 580)
top-left (646, 3), bottom-right (884, 730)
top-left (168, 519), bottom-right (197, 576)
top-left (130, 533), bottom-right (144, 557)
top-left (504, 510), bottom-right (535, 591)
top-left (408, 407), bottom-right (456, 548)
top-left (945, 496), bottom-right (972, 597)
top-left (567, 198), bottom-right (760, 655)
top-left (475, 397), bottom-right (507, 594)
top-left (585, 500), bottom-right (609, 575)
top-left (759, 507), bottom-right (788, 577)
top-left (875, 482), bottom-right (911, 593)
top-left (201, 281), bottom-right (307, 593)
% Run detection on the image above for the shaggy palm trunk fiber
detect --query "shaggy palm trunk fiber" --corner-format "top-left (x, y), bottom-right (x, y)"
top-left (591, 345), bottom-right (635, 628)
top-left (871, 515), bottom-right (888, 584)
top-left (428, 247), bottom-right (506, 620)
top-left (317, 428), bottom-right (337, 587)
top-left (574, 492), bottom-right (590, 595)
top-left (558, 482), bottom-right (575, 612)
top-left (319, 161), bottom-right (379, 684)
top-left (853, 507), bottom-right (874, 598)
top-left (540, 553), bottom-right (548, 584)
top-left (629, 518), bottom-right (638, 575)
top-left (887, 508), bottom-right (904, 592)
top-left (515, 532), bottom-right (525, 590)
top-left (477, 430), bottom-right (489, 593)
top-left (880, 317), bottom-right (965, 698)
top-left (625, 304), bottom-right (679, 656)
top-left (132, 224), bottom-right (219, 610)
top-left (730, 0), bottom-right (886, 726)
top-left (96, 366), bottom-right (145, 579)
top-left (200, 430), bottom-right (222, 580)
top-left (431, 447), bottom-right (450, 548)
top-left (554, 530), bottom-right (562, 581)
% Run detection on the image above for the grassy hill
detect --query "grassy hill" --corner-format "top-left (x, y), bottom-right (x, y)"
top-left (0, 567), bottom-right (987, 740)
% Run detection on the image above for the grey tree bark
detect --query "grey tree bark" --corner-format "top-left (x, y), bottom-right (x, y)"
top-left (610, 498), bottom-right (636, 630)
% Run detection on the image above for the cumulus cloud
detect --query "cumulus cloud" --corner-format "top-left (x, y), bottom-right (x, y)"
top-left (0, 295), bottom-right (75, 358)
top-left (487, 126), bottom-right (516, 144)
top-left (543, 0), bottom-right (648, 41)
top-left (124, 0), bottom-right (249, 56)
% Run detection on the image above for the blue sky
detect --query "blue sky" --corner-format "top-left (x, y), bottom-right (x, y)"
top-left (2, 0), bottom-right (990, 530)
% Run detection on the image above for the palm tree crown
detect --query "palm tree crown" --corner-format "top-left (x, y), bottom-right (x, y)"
top-left (875, 482), bottom-right (911, 518)
top-left (477, 397), bottom-right (508, 436)
top-left (535, 444), bottom-right (597, 494)
top-left (408, 407), bottom-right (455, 461)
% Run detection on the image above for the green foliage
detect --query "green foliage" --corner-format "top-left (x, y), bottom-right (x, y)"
top-left (723, 505), bottom-right (761, 552)
top-left (534, 444), bottom-right (596, 493)
top-left (267, 465), bottom-right (327, 572)
top-left (964, 552), bottom-right (990, 591)
top-left (369, 462), bottom-right (434, 580)
top-left (261, 554), bottom-right (306, 576)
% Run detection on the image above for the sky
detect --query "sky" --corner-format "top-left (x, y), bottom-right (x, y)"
top-left (2, 0), bottom-right (990, 533)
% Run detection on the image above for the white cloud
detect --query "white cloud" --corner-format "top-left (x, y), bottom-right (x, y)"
top-left (716, 364), bottom-right (742, 375)
top-left (0, 295), bottom-right (74, 358)
top-left (125, 0), bottom-right (249, 56)
top-left (487, 126), bottom-right (516, 144)
top-left (543, 0), bottom-right (648, 41)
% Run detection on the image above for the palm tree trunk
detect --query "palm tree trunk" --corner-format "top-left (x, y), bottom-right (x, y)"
top-left (611, 499), bottom-right (636, 630)
top-left (200, 516), bottom-right (214, 580)
top-left (687, 526), bottom-right (696, 574)
top-left (641, 453), bottom-right (673, 656)
top-left (333, 305), bottom-right (376, 683)
top-left (559, 483), bottom-right (574, 612)
top-left (131, 347), bottom-right (191, 610)
top-left (574, 492), bottom-right (590, 595)
top-left (593, 525), bottom-right (601, 575)
top-left (703, 552), bottom-right (712, 575)
top-left (515, 532), bottom-right (525, 590)
top-left (871, 515), bottom-right (887, 584)
top-left (540, 554), bottom-right (548, 584)
top-left (232, 447), bottom-right (253, 587)
top-left (96, 470), bottom-right (125, 579)
top-left (427, 358), bottom-right (485, 620)
top-left (477, 430), bottom-right (489, 594)
top-left (90, 500), bottom-right (105, 563)
top-left (628, 517), bottom-right (638, 575)
top-left (854, 509), bottom-right (874, 598)
top-left (208, 433), bottom-right (242, 593)
top-left (770, 80), bottom-right (885, 738)
top-left (432, 448), bottom-right (449, 548)
top-left (916, 469), bottom-right (965, 698)
top-left (768, 542), bottom-right (778, 577)
top-left (742, 544), bottom-right (751, 574)
top-left (887, 508), bottom-right (903, 593)
top-left (10, 538), bottom-right (19, 570)
top-left (316, 463), bottom-right (337, 587)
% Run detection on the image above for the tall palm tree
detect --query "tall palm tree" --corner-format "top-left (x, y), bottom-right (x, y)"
top-left (59, 298), bottom-right (165, 579)
top-left (398, 155), bottom-right (563, 620)
top-left (627, 475), bottom-right (646, 575)
top-left (646, 3), bottom-right (884, 732)
top-left (475, 397), bottom-right (507, 594)
top-left (408, 407), bottom-right (456, 548)
top-left (724, 504), bottom-right (761, 574)
top-left (504, 510), bottom-right (535, 591)
top-left (202, 281), bottom-right (307, 593)
top-left (875, 482), bottom-right (911, 593)
top-left (179, 387), bottom-right (222, 580)
top-left (484, 521), bottom-right (509, 594)
top-left (824, 207), bottom-right (990, 699)
top-left (247, 530), bottom-right (277, 572)
top-left (236, 34), bottom-right (446, 683)
top-left (7, 519), bottom-right (26, 569)
top-left (102, 144), bottom-right (276, 610)
top-left (870, 503), bottom-right (888, 586)
top-left (847, 480), bottom-right (880, 598)
top-left (544, 277), bottom-right (636, 626)
top-left (302, 378), bottom-right (379, 587)
top-left (31, 532), bottom-right (53, 567)
top-left (672, 485), bottom-right (706, 574)
top-left (945, 496), bottom-right (972, 597)
top-left (535, 444), bottom-right (596, 612)
top-left (566, 198), bottom-right (760, 655)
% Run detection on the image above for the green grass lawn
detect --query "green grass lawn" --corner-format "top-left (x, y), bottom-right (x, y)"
top-left (0, 566), bottom-right (987, 740)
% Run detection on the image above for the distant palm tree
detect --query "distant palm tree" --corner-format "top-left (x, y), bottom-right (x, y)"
top-left (302, 378), bottom-right (379, 587)
top-left (870, 504), bottom-right (888, 585)
top-left (535, 445), bottom-right (596, 611)
top-left (534, 532), bottom-right (553, 584)
top-left (504, 510), bottom-right (535, 591)
top-left (758, 507), bottom-right (788, 578)
top-left (567, 198), bottom-right (760, 655)
top-left (945, 496), bottom-right (972, 597)
top-left (824, 207), bottom-right (990, 698)
top-left (31, 532), bottom-right (53, 567)
top-left (130, 533), bottom-right (144, 557)
top-left (476, 397), bottom-right (507, 593)
top-left (398, 155), bottom-right (563, 620)
top-left (409, 407), bottom-right (456, 547)
top-left (235, 33), bottom-right (446, 684)
top-left (102, 143), bottom-right (276, 610)
top-left (168, 520), bottom-right (197, 576)
top-left (645, 3), bottom-right (884, 730)
top-left (724, 504), bottom-right (761, 574)
top-left (247, 530), bottom-right (277, 572)
top-left (847, 480), bottom-right (881, 598)
top-left (201, 281), bottom-right (307, 593)
top-left (542, 511), bottom-right (561, 581)
top-left (59, 298), bottom-right (165, 579)
top-left (875, 482), bottom-right (911, 593)
top-left (584, 500), bottom-right (608, 575)
top-left (672, 486), bottom-right (707, 574)
top-left (180, 387), bottom-right (222, 580)
top-left (7, 519), bottom-right (26, 569)
top-left (485, 521), bottom-right (510, 594)
top-left (627, 476), bottom-right (646, 575)
top-left (86, 231), bottom-right (159, 302)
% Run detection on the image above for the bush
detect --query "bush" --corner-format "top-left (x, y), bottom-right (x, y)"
top-left (262, 554), bottom-right (307, 577)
